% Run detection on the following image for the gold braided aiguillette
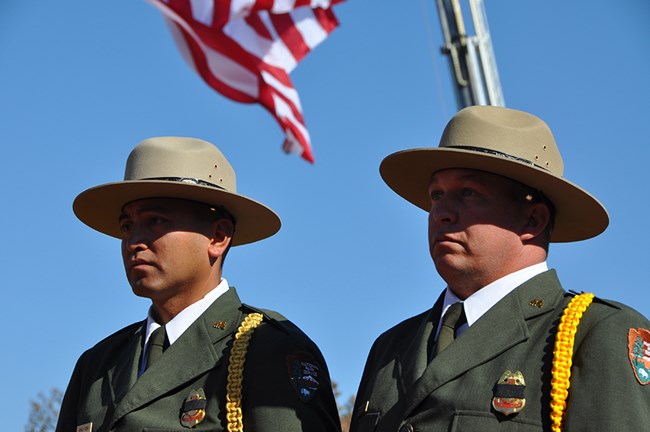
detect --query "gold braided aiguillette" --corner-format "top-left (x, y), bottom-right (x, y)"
top-left (226, 312), bottom-right (264, 432)
top-left (550, 293), bottom-right (594, 432)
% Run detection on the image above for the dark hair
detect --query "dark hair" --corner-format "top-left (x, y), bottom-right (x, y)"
top-left (193, 202), bottom-right (236, 268)
top-left (513, 182), bottom-right (556, 248)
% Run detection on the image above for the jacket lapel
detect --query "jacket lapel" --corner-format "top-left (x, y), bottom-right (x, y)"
top-left (107, 322), bottom-right (145, 406)
top-left (396, 292), bottom-right (445, 392)
top-left (109, 287), bottom-right (245, 428)
top-left (400, 270), bottom-right (565, 418)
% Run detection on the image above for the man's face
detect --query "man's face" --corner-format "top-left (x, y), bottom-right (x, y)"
top-left (428, 169), bottom-right (530, 297)
top-left (119, 198), bottom-right (216, 304)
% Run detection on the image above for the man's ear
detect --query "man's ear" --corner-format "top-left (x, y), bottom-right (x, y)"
top-left (207, 218), bottom-right (234, 259)
top-left (520, 203), bottom-right (551, 242)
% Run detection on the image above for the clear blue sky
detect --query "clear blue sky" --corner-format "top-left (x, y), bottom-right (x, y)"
top-left (2, 1), bottom-right (649, 429)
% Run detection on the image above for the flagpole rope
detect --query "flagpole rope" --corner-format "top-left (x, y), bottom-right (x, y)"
top-left (226, 312), bottom-right (264, 432)
top-left (549, 293), bottom-right (594, 432)
top-left (420, 0), bottom-right (450, 121)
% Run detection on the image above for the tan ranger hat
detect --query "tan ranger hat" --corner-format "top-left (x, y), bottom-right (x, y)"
top-left (73, 136), bottom-right (281, 246)
top-left (379, 106), bottom-right (608, 242)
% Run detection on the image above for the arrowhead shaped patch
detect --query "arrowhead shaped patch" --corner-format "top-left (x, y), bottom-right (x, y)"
top-left (287, 352), bottom-right (321, 402)
top-left (628, 328), bottom-right (650, 385)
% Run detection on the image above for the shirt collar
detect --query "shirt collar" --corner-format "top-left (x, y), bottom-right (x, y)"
top-left (441, 262), bottom-right (548, 329)
top-left (144, 278), bottom-right (230, 346)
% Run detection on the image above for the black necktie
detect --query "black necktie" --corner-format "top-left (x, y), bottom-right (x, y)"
top-left (433, 302), bottom-right (465, 357)
top-left (146, 326), bottom-right (167, 370)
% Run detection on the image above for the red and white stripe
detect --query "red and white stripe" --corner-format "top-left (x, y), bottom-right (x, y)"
top-left (148, 0), bottom-right (343, 163)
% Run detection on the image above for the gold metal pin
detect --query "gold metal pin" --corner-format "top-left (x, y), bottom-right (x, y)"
top-left (213, 321), bottom-right (227, 330)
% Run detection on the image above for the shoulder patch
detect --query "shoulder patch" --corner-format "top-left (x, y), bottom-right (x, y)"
top-left (628, 328), bottom-right (650, 385)
top-left (287, 352), bottom-right (321, 402)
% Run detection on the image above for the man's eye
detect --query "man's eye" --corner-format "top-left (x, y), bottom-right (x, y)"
top-left (461, 188), bottom-right (476, 197)
top-left (148, 216), bottom-right (170, 227)
top-left (430, 191), bottom-right (443, 201)
top-left (120, 222), bottom-right (132, 232)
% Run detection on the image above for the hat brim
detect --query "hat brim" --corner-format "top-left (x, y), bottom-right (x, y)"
top-left (379, 147), bottom-right (608, 242)
top-left (73, 180), bottom-right (281, 246)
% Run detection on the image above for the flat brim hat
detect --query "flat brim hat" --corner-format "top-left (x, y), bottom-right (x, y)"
top-left (379, 106), bottom-right (608, 242)
top-left (73, 136), bottom-right (281, 246)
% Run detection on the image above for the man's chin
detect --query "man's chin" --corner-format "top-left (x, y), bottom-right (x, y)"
top-left (432, 248), bottom-right (459, 264)
top-left (433, 254), bottom-right (467, 277)
top-left (130, 281), bottom-right (158, 300)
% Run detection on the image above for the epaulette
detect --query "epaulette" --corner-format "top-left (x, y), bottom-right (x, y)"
top-left (567, 290), bottom-right (622, 310)
top-left (241, 303), bottom-right (290, 335)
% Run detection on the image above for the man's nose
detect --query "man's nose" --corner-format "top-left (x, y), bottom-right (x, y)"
top-left (430, 198), bottom-right (457, 225)
top-left (122, 226), bottom-right (148, 252)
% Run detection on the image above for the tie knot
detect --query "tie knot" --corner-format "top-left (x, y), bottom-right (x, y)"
top-left (145, 325), bottom-right (168, 370)
top-left (149, 325), bottom-right (167, 348)
top-left (433, 302), bottom-right (466, 358)
top-left (441, 302), bottom-right (465, 330)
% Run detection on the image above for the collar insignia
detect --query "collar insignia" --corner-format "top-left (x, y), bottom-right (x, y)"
top-left (213, 321), bottom-right (227, 330)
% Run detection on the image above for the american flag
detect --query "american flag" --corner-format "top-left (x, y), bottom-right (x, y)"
top-left (148, 0), bottom-right (344, 163)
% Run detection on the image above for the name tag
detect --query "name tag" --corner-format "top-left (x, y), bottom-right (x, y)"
top-left (76, 423), bottom-right (92, 432)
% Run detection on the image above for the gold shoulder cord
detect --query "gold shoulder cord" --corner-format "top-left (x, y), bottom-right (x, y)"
top-left (226, 312), bottom-right (264, 432)
top-left (549, 293), bottom-right (594, 432)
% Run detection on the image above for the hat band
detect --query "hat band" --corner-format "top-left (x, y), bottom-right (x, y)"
top-left (450, 146), bottom-right (548, 171)
top-left (143, 176), bottom-right (226, 190)
top-left (140, 176), bottom-right (237, 224)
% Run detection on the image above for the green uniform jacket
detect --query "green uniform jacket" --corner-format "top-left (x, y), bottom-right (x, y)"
top-left (350, 270), bottom-right (650, 432)
top-left (56, 288), bottom-right (341, 432)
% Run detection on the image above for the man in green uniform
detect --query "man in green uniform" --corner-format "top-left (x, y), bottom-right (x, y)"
top-left (56, 137), bottom-right (341, 432)
top-left (350, 106), bottom-right (650, 432)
